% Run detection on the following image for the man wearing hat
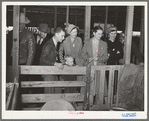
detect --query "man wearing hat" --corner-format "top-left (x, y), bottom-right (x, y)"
top-left (32, 23), bottom-right (50, 65)
top-left (19, 13), bottom-right (36, 65)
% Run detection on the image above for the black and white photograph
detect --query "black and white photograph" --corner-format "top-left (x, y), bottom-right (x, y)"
top-left (2, 1), bottom-right (148, 119)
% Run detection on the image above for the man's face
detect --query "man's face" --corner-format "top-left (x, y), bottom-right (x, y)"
top-left (39, 31), bottom-right (47, 39)
top-left (109, 31), bottom-right (117, 41)
top-left (19, 23), bottom-right (25, 31)
top-left (93, 30), bottom-right (103, 40)
top-left (56, 30), bottom-right (65, 42)
top-left (65, 57), bottom-right (74, 66)
top-left (70, 28), bottom-right (77, 38)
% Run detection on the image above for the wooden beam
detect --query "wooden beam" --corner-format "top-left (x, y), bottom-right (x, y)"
top-left (21, 81), bottom-right (86, 88)
top-left (75, 9), bottom-right (77, 25)
top-left (22, 107), bottom-right (41, 110)
top-left (54, 7), bottom-right (57, 29)
top-left (66, 6), bottom-right (69, 27)
top-left (124, 6), bottom-right (134, 64)
top-left (22, 93), bottom-right (84, 103)
top-left (6, 83), bottom-right (15, 110)
top-left (20, 66), bottom-right (86, 75)
top-left (12, 6), bottom-right (20, 83)
top-left (140, 7), bottom-right (144, 54)
top-left (104, 6), bottom-right (108, 40)
top-left (114, 7), bottom-right (118, 27)
top-left (23, 8), bottom-right (26, 15)
top-left (91, 65), bottom-right (124, 70)
top-left (11, 84), bottom-right (19, 110)
top-left (84, 6), bottom-right (91, 40)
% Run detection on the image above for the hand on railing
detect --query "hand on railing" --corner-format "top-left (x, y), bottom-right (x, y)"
top-left (54, 63), bottom-right (64, 70)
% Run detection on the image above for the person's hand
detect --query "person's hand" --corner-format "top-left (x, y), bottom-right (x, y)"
top-left (93, 57), bottom-right (98, 61)
top-left (54, 63), bottom-right (64, 70)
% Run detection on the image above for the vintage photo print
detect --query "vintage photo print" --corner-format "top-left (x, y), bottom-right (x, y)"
top-left (2, 1), bottom-right (148, 119)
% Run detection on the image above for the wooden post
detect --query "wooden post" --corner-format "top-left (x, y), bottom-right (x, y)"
top-left (84, 6), bottom-right (91, 40)
top-left (54, 7), bottom-right (57, 29)
top-left (114, 7), bottom-right (118, 27)
top-left (104, 6), bottom-right (108, 40)
top-left (49, 8), bottom-right (51, 28)
top-left (75, 9), bottom-right (77, 25)
top-left (23, 7), bottom-right (25, 15)
top-left (12, 5), bottom-right (20, 110)
top-left (124, 6), bottom-right (134, 64)
top-left (66, 6), bottom-right (69, 27)
top-left (140, 7), bottom-right (144, 54)
top-left (12, 6), bottom-right (20, 83)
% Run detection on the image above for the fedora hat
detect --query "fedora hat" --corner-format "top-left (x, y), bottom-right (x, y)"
top-left (20, 13), bottom-right (30, 24)
top-left (39, 23), bottom-right (50, 33)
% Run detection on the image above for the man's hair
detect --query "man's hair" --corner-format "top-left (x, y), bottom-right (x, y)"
top-left (54, 27), bottom-right (64, 35)
top-left (92, 25), bottom-right (103, 33)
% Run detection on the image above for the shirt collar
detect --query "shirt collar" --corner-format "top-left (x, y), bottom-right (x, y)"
top-left (52, 37), bottom-right (58, 47)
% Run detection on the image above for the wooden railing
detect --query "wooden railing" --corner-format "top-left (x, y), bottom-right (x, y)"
top-left (89, 65), bottom-right (124, 110)
top-left (6, 65), bottom-right (124, 110)
top-left (20, 65), bottom-right (86, 110)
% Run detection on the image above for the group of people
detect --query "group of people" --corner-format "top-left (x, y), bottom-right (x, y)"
top-left (7, 13), bottom-right (143, 94)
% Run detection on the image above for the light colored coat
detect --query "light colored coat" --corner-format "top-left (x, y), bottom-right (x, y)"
top-left (81, 38), bottom-right (109, 66)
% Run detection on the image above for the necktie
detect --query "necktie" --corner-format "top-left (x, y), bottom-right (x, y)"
top-left (38, 38), bottom-right (41, 45)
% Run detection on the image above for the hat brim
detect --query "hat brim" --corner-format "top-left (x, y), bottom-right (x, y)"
top-left (20, 20), bottom-right (30, 24)
top-left (39, 28), bottom-right (50, 33)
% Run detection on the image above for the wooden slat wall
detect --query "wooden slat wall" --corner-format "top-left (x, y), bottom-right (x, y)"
top-left (98, 70), bottom-right (105, 110)
top-left (90, 65), bottom-right (124, 110)
top-left (20, 66), bottom-right (86, 75)
top-left (22, 93), bottom-right (84, 103)
top-left (21, 81), bottom-right (86, 88)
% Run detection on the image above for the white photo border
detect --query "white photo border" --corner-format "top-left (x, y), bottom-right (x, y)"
top-left (2, 1), bottom-right (148, 119)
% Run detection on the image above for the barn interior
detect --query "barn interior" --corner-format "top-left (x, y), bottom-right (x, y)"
top-left (6, 5), bottom-right (144, 112)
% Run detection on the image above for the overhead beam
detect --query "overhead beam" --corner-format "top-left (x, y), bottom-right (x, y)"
top-left (84, 6), bottom-right (91, 40)
top-left (124, 6), bottom-right (134, 64)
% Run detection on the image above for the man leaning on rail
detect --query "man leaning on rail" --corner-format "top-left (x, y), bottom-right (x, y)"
top-left (40, 27), bottom-right (65, 94)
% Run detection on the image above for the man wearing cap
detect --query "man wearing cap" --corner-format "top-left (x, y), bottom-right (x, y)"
top-left (40, 27), bottom-right (65, 93)
top-left (33, 23), bottom-right (50, 65)
top-left (106, 26), bottom-right (123, 65)
top-left (18, 13), bottom-right (36, 65)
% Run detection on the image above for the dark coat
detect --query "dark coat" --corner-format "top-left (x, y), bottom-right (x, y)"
top-left (19, 29), bottom-right (36, 65)
top-left (40, 38), bottom-right (58, 65)
top-left (33, 34), bottom-right (49, 65)
top-left (106, 38), bottom-right (123, 65)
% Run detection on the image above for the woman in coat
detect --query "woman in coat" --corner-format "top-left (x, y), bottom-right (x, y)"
top-left (59, 24), bottom-right (83, 93)
top-left (81, 25), bottom-right (109, 105)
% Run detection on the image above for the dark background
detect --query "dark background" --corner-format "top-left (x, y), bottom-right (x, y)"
top-left (6, 6), bottom-right (143, 32)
